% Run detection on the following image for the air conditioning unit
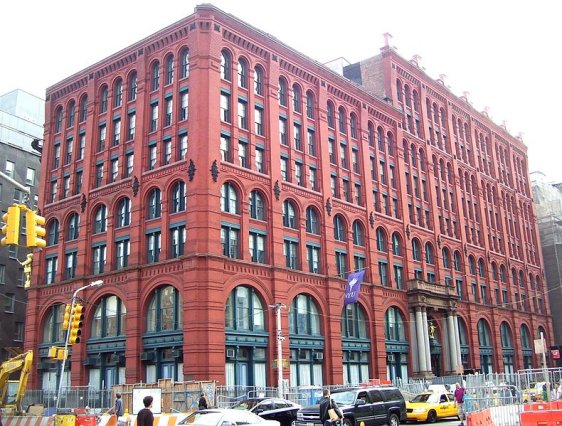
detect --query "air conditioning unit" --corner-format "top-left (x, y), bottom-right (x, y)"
top-left (226, 348), bottom-right (236, 359)
top-left (83, 357), bottom-right (97, 367)
top-left (314, 352), bottom-right (324, 360)
top-left (172, 349), bottom-right (183, 360)
top-left (387, 354), bottom-right (395, 362)
top-left (140, 351), bottom-right (155, 362)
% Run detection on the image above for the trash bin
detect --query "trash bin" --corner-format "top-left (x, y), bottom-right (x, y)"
top-left (55, 413), bottom-right (76, 426)
top-left (76, 415), bottom-right (98, 426)
top-left (300, 386), bottom-right (323, 406)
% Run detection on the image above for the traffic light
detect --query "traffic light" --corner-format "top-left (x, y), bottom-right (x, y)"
top-left (48, 346), bottom-right (57, 358)
top-left (62, 304), bottom-right (72, 330)
top-left (1, 205), bottom-right (21, 246)
top-left (56, 348), bottom-right (68, 361)
top-left (25, 209), bottom-right (46, 248)
top-left (69, 303), bottom-right (84, 344)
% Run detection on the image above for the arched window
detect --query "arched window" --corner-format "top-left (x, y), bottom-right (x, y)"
top-left (368, 123), bottom-right (375, 147)
top-left (377, 127), bottom-right (385, 152)
top-left (477, 319), bottom-right (493, 373)
top-left (492, 263), bottom-right (498, 281)
top-left (333, 215), bottom-right (346, 241)
top-left (67, 101), bottom-right (75, 128)
top-left (220, 182), bottom-right (238, 214)
top-left (392, 232), bottom-right (402, 256)
top-left (100, 86), bottom-right (108, 113)
top-left (478, 259), bottom-right (486, 277)
top-left (113, 78), bottom-right (123, 107)
top-left (165, 54), bottom-right (174, 85)
top-left (376, 227), bottom-right (387, 252)
top-left (404, 85), bottom-right (411, 107)
top-left (116, 198), bottom-right (131, 228)
top-left (146, 285), bottom-right (183, 332)
top-left (147, 188), bottom-right (162, 219)
top-left (306, 207), bottom-right (319, 234)
top-left (47, 219), bottom-right (59, 246)
top-left (128, 72), bottom-right (137, 101)
top-left (477, 319), bottom-right (492, 346)
top-left (338, 107), bottom-right (347, 134)
top-left (79, 95), bottom-right (88, 122)
top-left (385, 307), bottom-right (406, 341)
top-left (249, 190), bottom-right (265, 220)
top-left (221, 50), bottom-right (232, 81)
top-left (352, 220), bottom-right (365, 246)
top-left (387, 132), bottom-right (394, 156)
top-left (306, 91), bottom-right (314, 119)
top-left (67, 213), bottom-right (80, 241)
top-left (238, 57), bottom-right (248, 89)
top-left (403, 140), bottom-right (409, 163)
top-left (396, 79), bottom-right (403, 103)
top-left (469, 256), bottom-right (476, 275)
top-left (278, 78), bottom-right (287, 107)
top-left (412, 239), bottom-right (421, 261)
top-left (454, 251), bottom-right (463, 272)
top-left (341, 303), bottom-right (368, 338)
top-left (151, 61), bottom-right (160, 91)
top-left (327, 101), bottom-right (335, 129)
top-left (425, 242), bottom-right (434, 265)
top-left (42, 304), bottom-right (66, 343)
top-left (254, 66), bottom-right (264, 96)
top-left (180, 48), bottom-right (189, 79)
top-left (54, 106), bottom-right (63, 133)
top-left (170, 181), bottom-right (186, 213)
top-left (500, 265), bottom-right (507, 283)
top-left (283, 200), bottom-right (297, 228)
top-left (350, 114), bottom-right (358, 139)
top-left (91, 295), bottom-right (126, 338)
top-left (93, 205), bottom-right (107, 233)
top-left (289, 294), bottom-right (320, 335)
top-left (225, 286), bottom-right (264, 331)
top-left (442, 247), bottom-right (450, 268)
top-left (292, 84), bottom-right (301, 113)
top-left (500, 322), bottom-right (512, 349)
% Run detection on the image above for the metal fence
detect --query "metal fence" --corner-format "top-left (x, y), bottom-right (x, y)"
top-left (22, 387), bottom-right (113, 414)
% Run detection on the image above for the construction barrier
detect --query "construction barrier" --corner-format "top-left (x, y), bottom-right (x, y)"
top-left (520, 409), bottom-right (562, 425)
top-left (4, 414), bottom-right (188, 426)
top-left (466, 408), bottom-right (493, 426)
top-left (3, 417), bottom-right (55, 426)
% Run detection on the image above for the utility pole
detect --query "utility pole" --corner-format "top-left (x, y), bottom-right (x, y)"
top-left (270, 303), bottom-right (286, 398)
top-left (541, 331), bottom-right (551, 401)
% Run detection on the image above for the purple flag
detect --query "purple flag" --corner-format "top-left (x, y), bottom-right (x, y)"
top-left (344, 270), bottom-right (365, 305)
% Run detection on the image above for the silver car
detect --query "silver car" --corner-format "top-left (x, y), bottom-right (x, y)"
top-left (179, 408), bottom-right (281, 426)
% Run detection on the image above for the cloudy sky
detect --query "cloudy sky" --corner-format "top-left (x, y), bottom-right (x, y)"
top-left (2, 0), bottom-right (560, 181)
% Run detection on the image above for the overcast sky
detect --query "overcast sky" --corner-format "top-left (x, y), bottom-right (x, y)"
top-left (2, 1), bottom-right (560, 181)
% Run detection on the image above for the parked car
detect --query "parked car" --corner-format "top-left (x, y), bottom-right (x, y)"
top-left (406, 392), bottom-right (459, 423)
top-left (230, 398), bottom-right (301, 426)
top-left (178, 408), bottom-right (281, 426)
top-left (296, 386), bottom-right (406, 426)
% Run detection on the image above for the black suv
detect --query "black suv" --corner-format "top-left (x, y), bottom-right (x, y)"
top-left (296, 386), bottom-right (406, 426)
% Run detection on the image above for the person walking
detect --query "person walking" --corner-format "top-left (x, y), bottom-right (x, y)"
top-left (198, 393), bottom-right (208, 410)
top-left (110, 393), bottom-right (124, 417)
top-left (137, 396), bottom-right (154, 426)
top-left (453, 382), bottom-right (466, 426)
top-left (319, 389), bottom-right (343, 426)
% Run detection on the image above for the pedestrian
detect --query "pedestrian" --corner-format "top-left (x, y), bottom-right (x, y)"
top-left (453, 382), bottom-right (466, 426)
top-left (198, 393), bottom-right (208, 410)
top-left (137, 396), bottom-right (154, 426)
top-left (110, 393), bottom-right (124, 417)
top-left (557, 383), bottom-right (562, 400)
top-left (319, 389), bottom-right (343, 426)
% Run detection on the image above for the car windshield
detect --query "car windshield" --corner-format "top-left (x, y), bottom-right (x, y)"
top-left (231, 400), bottom-right (260, 410)
top-left (182, 412), bottom-right (225, 425)
top-left (332, 391), bottom-right (357, 405)
top-left (411, 394), bottom-right (439, 403)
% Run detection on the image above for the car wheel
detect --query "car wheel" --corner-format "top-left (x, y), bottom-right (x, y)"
top-left (426, 410), bottom-right (437, 423)
top-left (343, 417), bottom-right (354, 426)
top-left (388, 414), bottom-right (399, 426)
top-left (290, 421), bottom-right (296, 426)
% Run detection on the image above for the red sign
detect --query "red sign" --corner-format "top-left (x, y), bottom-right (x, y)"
top-left (551, 349), bottom-right (560, 359)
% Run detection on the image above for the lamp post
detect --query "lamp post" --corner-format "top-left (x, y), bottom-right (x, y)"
top-left (56, 280), bottom-right (103, 410)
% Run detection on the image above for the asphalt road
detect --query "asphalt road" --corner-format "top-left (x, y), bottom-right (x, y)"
top-left (404, 418), bottom-right (462, 425)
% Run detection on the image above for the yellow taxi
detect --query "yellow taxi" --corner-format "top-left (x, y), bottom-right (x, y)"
top-left (522, 382), bottom-right (546, 402)
top-left (406, 392), bottom-right (459, 423)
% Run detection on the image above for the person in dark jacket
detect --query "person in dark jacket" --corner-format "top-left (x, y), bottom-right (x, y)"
top-left (319, 389), bottom-right (343, 426)
top-left (137, 396), bottom-right (154, 426)
top-left (198, 393), bottom-right (208, 410)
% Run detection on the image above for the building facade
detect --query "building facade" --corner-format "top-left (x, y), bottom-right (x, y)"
top-left (0, 89), bottom-right (43, 361)
top-left (25, 5), bottom-right (552, 390)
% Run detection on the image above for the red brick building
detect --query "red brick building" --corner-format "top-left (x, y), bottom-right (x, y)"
top-left (26, 5), bottom-right (552, 390)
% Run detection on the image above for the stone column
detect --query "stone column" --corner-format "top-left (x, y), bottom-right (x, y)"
top-left (415, 308), bottom-right (427, 374)
top-left (447, 313), bottom-right (458, 372)
top-left (453, 313), bottom-right (463, 370)
top-left (421, 309), bottom-right (432, 372)
top-left (410, 311), bottom-right (419, 374)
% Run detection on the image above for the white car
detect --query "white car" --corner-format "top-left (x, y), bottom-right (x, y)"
top-left (179, 409), bottom-right (281, 426)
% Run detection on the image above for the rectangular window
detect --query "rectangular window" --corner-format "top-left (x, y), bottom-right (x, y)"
top-left (112, 119), bottom-right (121, 146)
top-left (14, 322), bottom-right (24, 341)
top-left (46, 257), bottom-right (58, 284)
top-left (249, 232), bottom-right (266, 263)
top-left (293, 123), bottom-right (302, 151)
top-left (5, 160), bottom-right (15, 178)
top-left (146, 231), bottom-right (161, 263)
top-left (179, 134), bottom-right (188, 160)
top-left (125, 153), bottom-right (134, 177)
top-left (352, 149), bottom-right (359, 173)
top-left (115, 239), bottom-right (130, 269)
top-left (0, 265), bottom-right (5, 284)
top-left (284, 240), bottom-right (299, 269)
top-left (127, 112), bottom-right (136, 140)
top-left (330, 176), bottom-right (338, 198)
top-left (394, 265), bottom-right (403, 289)
top-left (111, 158), bottom-right (119, 182)
top-left (354, 183), bottom-right (362, 205)
top-left (179, 90), bottom-right (189, 121)
top-left (92, 244), bottom-right (107, 274)
top-left (342, 179), bottom-right (350, 202)
top-left (379, 160), bottom-right (387, 185)
top-left (170, 225), bottom-right (186, 258)
top-left (63, 176), bottom-right (70, 197)
top-left (295, 163), bottom-right (303, 186)
top-left (221, 226), bottom-right (239, 258)
top-left (238, 141), bottom-right (248, 168)
top-left (164, 139), bottom-right (172, 165)
top-left (65, 252), bottom-right (77, 279)
top-left (308, 129), bottom-right (316, 156)
top-left (79, 134), bottom-right (85, 159)
top-left (220, 135), bottom-right (231, 162)
top-left (53, 145), bottom-right (60, 169)
top-left (220, 92), bottom-right (231, 123)
top-left (335, 251), bottom-right (347, 277)
top-left (280, 158), bottom-right (288, 182)
top-left (379, 261), bottom-right (388, 286)
top-left (329, 138), bottom-right (336, 164)
top-left (75, 171), bottom-right (83, 194)
top-left (306, 245), bottom-right (320, 273)
top-left (238, 100), bottom-right (248, 129)
top-left (65, 139), bottom-right (73, 165)
top-left (309, 167), bottom-right (317, 191)
top-left (255, 106), bottom-right (264, 135)
top-left (165, 97), bottom-right (173, 127)
top-left (255, 147), bottom-right (264, 173)
top-left (4, 293), bottom-right (15, 313)
top-left (95, 163), bottom-right (104, 187)
top-left (50, 180), bottom-right (58, 202)
top-left (98, 124), bottom-right (106, 151)
top-left (279, 118), bottom-right (288, 146)
top-left (340, 144), bottom-right (347, 169)
top-left (150, 103), bottom-right (159, 132)
top-left (148, 145), bottom-right (157, 170)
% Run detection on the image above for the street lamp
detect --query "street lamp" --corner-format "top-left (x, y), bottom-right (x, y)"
top-left (56, 280), bottom-right (103, 410)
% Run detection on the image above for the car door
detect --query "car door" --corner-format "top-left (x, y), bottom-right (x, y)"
top-left (350, 390), bottom-right (374, 426)
top-left (271, 400), bottom-right (294, 426)
top-left (367, 390), bottom-right (386, 425)
top-left (255, 400), bottom-right (275, 421)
